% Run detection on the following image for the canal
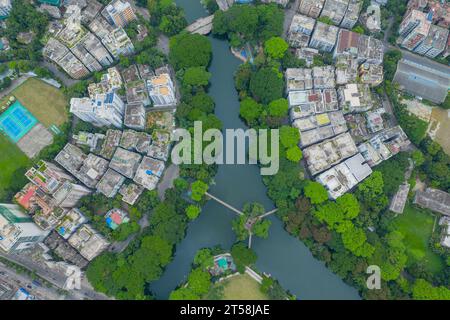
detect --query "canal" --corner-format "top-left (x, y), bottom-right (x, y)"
top-left (149, 0), bottom-right (360, 300)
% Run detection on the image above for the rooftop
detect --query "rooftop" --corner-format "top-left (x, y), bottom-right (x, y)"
top-left (109, 147), bottom-right (142, 179)
top-left (133, 156), bottom-right (165, 190)
top-left (68, 224), bottom-right (109, 261)
top-left (414, 188), bottom-right (450, 216)
top-left (96, 168), bottom-right (125, 198)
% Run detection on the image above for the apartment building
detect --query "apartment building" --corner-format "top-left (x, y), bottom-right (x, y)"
top-left (288, 14), bottom-right (316, 48)
top-left (320, 0), bottom-right (350, 25)
top-left (340, 0), bottom-right (362, 29)
top-left (89, 17), bottom-right (134, 58)
top-left (0, 204), bottom-right (48, 253)
top-left (298, 0), bottom-right (325, 18)
top-left (0, 0), bottom-right (12, 19)
top-left (399, 9), bottom-right (432, 50)
top-left (413, 24), bottom-right (449, 58)
top-left (102, 0), bottom-right (136, 27)
top-left (147, 73), bottom-right (177, 107)
top-left (309, 21), bottom-right (339, 52)
top-left (70, 92), bottom-right (125, 128)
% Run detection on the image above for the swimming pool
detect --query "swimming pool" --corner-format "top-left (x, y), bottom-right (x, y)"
top-left (0, 100), bottom-right (38, 143)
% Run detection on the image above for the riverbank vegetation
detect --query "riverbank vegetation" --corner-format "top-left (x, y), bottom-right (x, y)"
top-left (169, 245), bottom-right (291, 300)
top-left (214, 3), bottom-right (449, 300)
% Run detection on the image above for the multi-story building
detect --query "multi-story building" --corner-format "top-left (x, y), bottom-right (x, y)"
top-left (89, 17), bottom-right (134, 58)
top-left (124, 103), bottom-right (146, 130)
top-left (288, 14), bottom-right (316, 48)
top-left (413, 24), bottom-right (449, 58)
top-left (0, 204), bottom-right (48, 253)
top-left (340, 0), bottom-right (362, 29)
top-left (82, 33), bottom-right (114, 67)
top-left (0, 0), bottom-right (12, 19)
top-left (399, 9), bottom-right (432, 50)
top-left (102, 0), bottom-right (136, 27)
top-left (70, 92), bottom-right (125, 128)
top-left (25, 160), bottom-right (73, 195)
top-left (298, 0), bottom-right (325, 18)
top-left (309, 21), bottom-right (339, 52)
top-left (147, 73), bottom-right (177, 107)
top-left (43, 38), bottom-right (90, 79)
top-left (320, 0), bottom-right (350, 25)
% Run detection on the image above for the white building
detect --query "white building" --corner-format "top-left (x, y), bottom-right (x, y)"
top-left (147, 73), bottom-right (177, 107)
top-left (0, 204), bottom-right (48, 253)
top-left (0, 0), bottom-right (12, 18)
top-left (102, 0), bottom-right (137, 27)
top-left (309, 21), bottom-right (339, 52)
top-left (70, 92), bottom-right (125, 128)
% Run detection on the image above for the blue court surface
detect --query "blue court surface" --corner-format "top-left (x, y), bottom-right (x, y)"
top-left (0, 100), bottom-right (38, 143)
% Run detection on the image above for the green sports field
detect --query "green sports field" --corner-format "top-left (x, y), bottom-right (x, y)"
top-left (0, 134), bottom-right (30, 198)
top-left (391, 205), bottom-right (445, 274)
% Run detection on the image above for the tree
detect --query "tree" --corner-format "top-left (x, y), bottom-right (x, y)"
top-left (250, 67), bottom-right (284, 104)
top-left (169, 33), bottom-right (212, 70)
top-left (286, 146), bottom-right (302, 162)
top-left (239, 98), bottom-right (263, 125)
top-left (183, 67), bottom-right (211, 87)
top-left (191, 180), bottom-right (209, 201)
top-left (356, 171), bottom-right (389, 214)
top-left (340, 224), bottom-right (374, 258)
top-left (169, 287), bottom-right (200, 300)
top-left (373, 231), bottom-right (408, 281)
top-left (268, 98), bottom-right (288, 118)
top-left (304, 181), bottom-right (329, 204)
top-left (412, 279), bottom-right (450, 300)
top-left (231, 243), bottom-right (257, 273)
top-left (260, 276), bottom-right (274, 294)
top-left (412, 150), bottom-right (425, 166)
top-left (194, 248), bottom-right (214, 269)
top-left (280, 126), bottom-right (300, 149)
top-left (352, 25), bottom-right (365, 34)
top-left (188, 268), bottom-right (211, 295)
top-left (264, 36), bottom-right (288, 59)
top-left (335, 193), bottom-right (360, 220)
top-left (186, 205), bottom-right (201, 220)
top-left (159, 13), bottom-right (187, 36)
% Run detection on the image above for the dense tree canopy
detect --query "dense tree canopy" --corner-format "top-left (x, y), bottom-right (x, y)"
top-left (212, 4), bottom-right (284, 46)
top-left (249, 67), bottom-right (284, 104)
top-left (304, 181), bottom-right (329, 205)
top-left (170, 33), bottom-right (212, 70)
top-left (264, 37), bottom-right (289, 60)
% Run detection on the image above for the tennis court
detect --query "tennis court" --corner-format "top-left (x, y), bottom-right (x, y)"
top-left (0, 100), bottom-right (38, 143)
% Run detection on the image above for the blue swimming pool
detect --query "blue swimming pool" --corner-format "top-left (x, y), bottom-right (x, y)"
top-left (0, 100), bottom-right (38, 143)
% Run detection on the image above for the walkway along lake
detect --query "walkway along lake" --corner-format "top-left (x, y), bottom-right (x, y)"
top-left (149, 0), bottom-right (360, 300)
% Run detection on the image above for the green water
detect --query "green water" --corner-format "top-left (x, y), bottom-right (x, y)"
top-left (150, 0), bottom-right (360, 300)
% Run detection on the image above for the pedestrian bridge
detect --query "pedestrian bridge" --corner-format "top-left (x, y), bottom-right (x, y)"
top-left (186, 15), bottom-right (214, 35)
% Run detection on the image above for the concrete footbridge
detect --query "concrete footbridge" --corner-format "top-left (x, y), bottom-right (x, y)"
top-left (186, 15), bottom-right (214, 35)
top-left (204, 192), bottom-right (279, 218)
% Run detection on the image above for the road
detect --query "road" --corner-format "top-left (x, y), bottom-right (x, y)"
top-left (0, 252), bottom-right (109, 300)
top-left (283, 0), bottom-right (300, 37)
top-left (39, 61), bottom-right (79, 87)
top-left (158, 164), bottom-right (179, 199)
top-left (0, 263), bottom-right (63, 300)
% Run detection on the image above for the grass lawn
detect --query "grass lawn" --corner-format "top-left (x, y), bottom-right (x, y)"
top-left (0, 134), bottom-right (30, 195)
top-left (1, 78), bottom-right (68, 128)
top-left (391, 205), bottom-right (444, 274)
top-left (207, 274), bottom-right (269, 300)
